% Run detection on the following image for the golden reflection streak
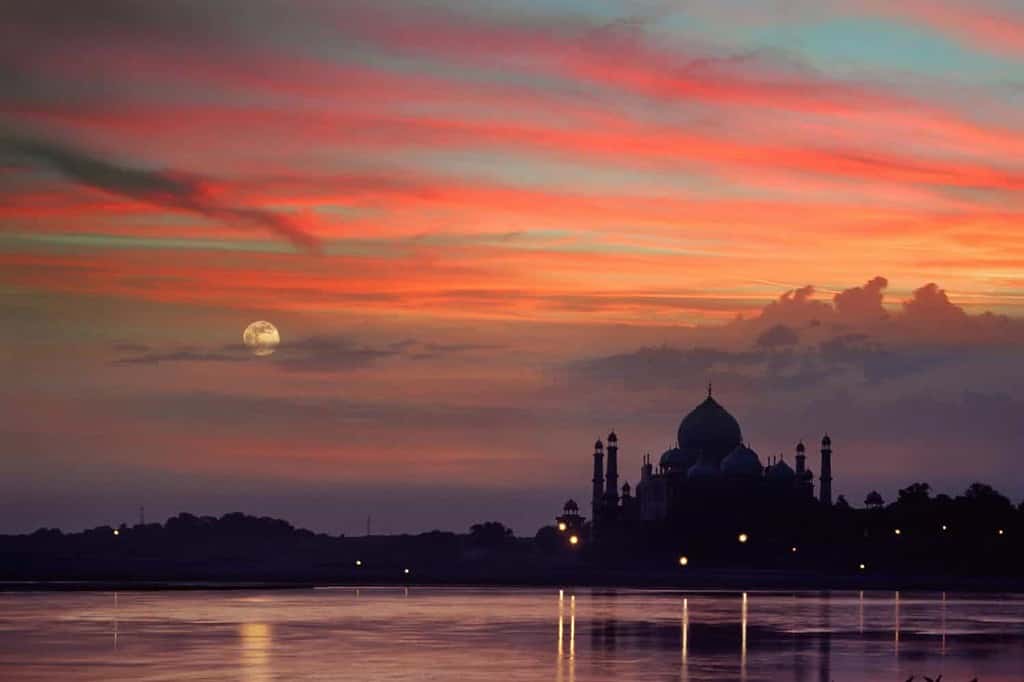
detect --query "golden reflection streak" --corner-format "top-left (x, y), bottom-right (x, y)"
top-left (240, 622), bottom-right (272, 682)
top-left (569, 595), bottom-right (576, 659)
top-left (740, 592), bottom-right (748, 682)
top-left (112, 592), bottom-right (118, 650)
top-left (569, 594), bottom-right (576, 682)
top-left (681, 597), bottom-right (689, 681)
top-left (557, 590), bottom-right (564, 658)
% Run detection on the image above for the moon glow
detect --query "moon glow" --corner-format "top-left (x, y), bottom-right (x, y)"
top-left (243, 320), bottom-right (280, 356)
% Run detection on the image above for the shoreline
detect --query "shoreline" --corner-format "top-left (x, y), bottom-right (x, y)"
top-left (3, 570), bottom-right (1022, 593)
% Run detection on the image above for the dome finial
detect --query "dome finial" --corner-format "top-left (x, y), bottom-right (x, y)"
top-left (707, 381), bottom-right (712, 398)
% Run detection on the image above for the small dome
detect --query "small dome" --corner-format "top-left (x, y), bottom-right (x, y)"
top-left (594, 439), bottom-right (603, 450)
top-left (563, 499), bottom-right (578, 512)
top-left (688, 459), bottom-right (723, 481)
top-left (659, 447), bottom-right (695, 473)
top-left (822, 433), bottom-right (831, 447)
top-left (721, 444), bottom-right (763, 478)
top-left (796, 440), bottom-right (805, 453)
top-left (767, 457), bottom-right (795, 483)
top-left (621, 481), bottom-right (631, 494)
top-left (607, 431), bottom-right (618, 442)
top-left (677, 395), bottom-right (743, 468)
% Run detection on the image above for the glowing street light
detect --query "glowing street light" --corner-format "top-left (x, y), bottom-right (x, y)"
top-left (355, 560), bottom-right (362, 567)
top-left (941, 524), bottom-right (948, 531)
top-left (737, 533), bottom-right (749, 544)
top-left (858, 563), bottom-right (866, 571)
top-left (894, 528), bottom-right (901, 536)
top-left (113, 529), bottom-right (120, 536)
top-left (998, 529), bottom-right (1005, 536)
top-left (403, 568), bottom-right (411, 575)
top-left (569, 535), bottom-right (580, 546)
top-left (678, 556), bottom-right (689, 567)
top-left (557, 522), bottom-right (567, 532)
top-left (790, 546), bottom-right (797, 553)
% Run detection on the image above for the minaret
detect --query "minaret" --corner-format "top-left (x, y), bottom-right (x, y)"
top-left (641, 453), bottom-right (653, 482)
top-left (795, 440), bottom-right (814, 497)
top-left (591, 439), bottom-right (604, 522)
top-left (605, 431), bottom-right (619, 505)
top-left (819, 434), bottom-right (832, 505)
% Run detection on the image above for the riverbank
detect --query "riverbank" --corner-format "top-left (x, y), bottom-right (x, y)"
top-left (3, 568), bottom-right (1022, 593)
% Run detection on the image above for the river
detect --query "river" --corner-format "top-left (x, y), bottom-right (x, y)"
top-left (1, 588), bottom-right (1021, 680)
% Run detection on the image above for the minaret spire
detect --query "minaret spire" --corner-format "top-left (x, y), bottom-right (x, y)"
top-left (605, 430), bottom-right (619, 507)
top-left (819, 433), bottom-right (833, 506)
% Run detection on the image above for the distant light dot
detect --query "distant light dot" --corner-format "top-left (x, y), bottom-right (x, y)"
top-left (403, 568), bottom-right (410, 574)
top-left (941, 524), bottom-right (947, 531)
top-left (557, 522), bottom-right (567, 532)
top-left (737, 533), bottom-right (749, 544)
top-left (998, 529), bottom-right (1005, 536)
top-left (569, 535), bottom-right (579, 546)
top-left (791, 546), bottom-right (797, 553)
top-left (678, 556), bottom-right (689, 567)
top-left (894, 528), bottom-right (901, 536)
top-left (355, 560), bottom-right (362, 567)
top-left (113, 529), bottom-right (119, 536)
top-left (858, 563), bottom-right (866, 570)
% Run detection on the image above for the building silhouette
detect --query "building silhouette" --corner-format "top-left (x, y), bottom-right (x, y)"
top-left (565, 388), bottom-right (834, 536)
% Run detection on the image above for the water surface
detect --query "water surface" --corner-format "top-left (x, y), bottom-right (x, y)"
top-left (1, 588), bottom-right (1022, 680)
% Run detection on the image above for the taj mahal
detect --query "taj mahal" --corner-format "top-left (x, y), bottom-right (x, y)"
top-left (556, 387), bottom-right (835, 539)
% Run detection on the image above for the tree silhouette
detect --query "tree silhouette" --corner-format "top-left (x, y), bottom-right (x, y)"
top-left (963, 482), bottom-right (1011, 509)
top-left (469, 521), bottom-right (514, 547)
top-left (897, 482), bottom-right (931, 505)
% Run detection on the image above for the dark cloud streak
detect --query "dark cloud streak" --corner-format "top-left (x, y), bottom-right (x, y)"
top-left (109, 335), bottom-right (499, 371)
top-left (0, 131), bottom-right (320, 251)
top-left (112, 349), bottom-right (249, 366)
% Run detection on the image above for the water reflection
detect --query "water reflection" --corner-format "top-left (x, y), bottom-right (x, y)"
top-left (557, 589), bottom-right (563, 659)
top-left (239, 622), bottom-right (272, 682)
top-left (741, 592), bottom-right (748, 681)
top-left (570, 594), bottom-right (576, 663)
top-left (857, 590), bottom-right (863, 634)
top-left (112, 592), bottom-right (119, 650)
top-left (894, 590), bottom-right (901, 655)
top-left (681, 597), bottom-right (688, 681)
top-left (555, 591), bottom-right (575, 682)
top-left (1, 589), bottom-right (1022, 681)
top-left (818, 592), bottom-right (831, 682)
top-left (941, 591), bottom-right (947, 655)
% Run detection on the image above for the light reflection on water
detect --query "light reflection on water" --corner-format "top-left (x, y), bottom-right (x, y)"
top-left (239, 622), bottom-right (271, 682)
top-left (0, 588), bottom-right (1022, 680)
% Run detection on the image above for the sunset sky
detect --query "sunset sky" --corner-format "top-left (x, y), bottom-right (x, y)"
top-left (2, 0), bottom-right (1023, 535)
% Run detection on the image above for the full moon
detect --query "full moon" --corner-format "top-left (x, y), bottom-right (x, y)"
top-left (243, 320), bottom-right (280, 356)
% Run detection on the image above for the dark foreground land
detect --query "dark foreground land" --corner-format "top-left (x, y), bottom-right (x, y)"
top-left (2, 481), bottom-right (1023, 592)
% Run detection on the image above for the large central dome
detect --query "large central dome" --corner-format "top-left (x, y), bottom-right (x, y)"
top-left (677, 394), bottom-right (742, 467)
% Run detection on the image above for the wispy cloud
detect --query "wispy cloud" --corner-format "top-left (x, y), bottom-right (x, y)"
top-left (0, 131), bottom-right (319, 251)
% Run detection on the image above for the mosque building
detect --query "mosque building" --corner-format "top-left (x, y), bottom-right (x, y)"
top-left (561, 387), bottom-right (833, 536)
